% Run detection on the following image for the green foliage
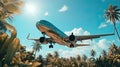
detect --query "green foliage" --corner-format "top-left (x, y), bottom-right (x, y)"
top-left (36, 43), bottom-right (120, 67)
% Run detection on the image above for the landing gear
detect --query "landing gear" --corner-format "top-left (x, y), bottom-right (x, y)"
top-left (49, 41), bottom-right (54, 48)
top-left (49, 45), bottom-right (53, 48)
top-left (42, 32), bottom-right (46, 37)
top-left (70, 43), bottom-right (74, 48)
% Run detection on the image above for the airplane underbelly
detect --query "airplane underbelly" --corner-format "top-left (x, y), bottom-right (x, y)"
top-left (37, 25), bottom-right (70, 46)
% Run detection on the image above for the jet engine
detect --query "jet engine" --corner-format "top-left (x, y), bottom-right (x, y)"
top-left (69, 33), bottom-right (75, 41)
top-left (39, 37), bottom-right (47, 44)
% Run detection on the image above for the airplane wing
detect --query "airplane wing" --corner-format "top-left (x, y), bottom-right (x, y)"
top-left (70, 44), bottom-right (90, 48)
top-left (76, 33), bottom-right (114, 41)
top-left (64, 33), bottom-right (114, 41)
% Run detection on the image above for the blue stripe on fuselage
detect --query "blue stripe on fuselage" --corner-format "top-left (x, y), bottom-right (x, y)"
top-left (36, 20), bottom-right (67, 37)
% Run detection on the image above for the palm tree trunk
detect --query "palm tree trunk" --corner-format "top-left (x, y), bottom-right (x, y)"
top-left (35, 50), bottom-right (37, 59)
top-left (113, 22), bottom-right (120, 41)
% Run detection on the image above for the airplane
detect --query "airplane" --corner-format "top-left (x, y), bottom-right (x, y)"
top-left (27, 20), bottom-right (114, 48)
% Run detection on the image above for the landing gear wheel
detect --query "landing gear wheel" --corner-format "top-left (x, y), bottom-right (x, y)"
top-left (70, 43), bottom-right (74, 48)
top-left (49, 45), bottom-right (53, 48)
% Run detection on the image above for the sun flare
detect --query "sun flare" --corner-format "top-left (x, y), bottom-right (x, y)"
top-left (24, 2), bottom-right (38, 16)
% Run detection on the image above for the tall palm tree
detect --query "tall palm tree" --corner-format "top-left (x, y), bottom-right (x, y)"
top-left (0, 0), bottom-right (24, 65)
top-left (0, 0), bottom-right (24, 33)
top-left (32, 42), bottom-right (42, 58)
top-left (105, 5), bottom-right (120, 40)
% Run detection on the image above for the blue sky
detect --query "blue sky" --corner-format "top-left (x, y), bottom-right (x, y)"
top-left (10, 0), bottom-right (120, 58)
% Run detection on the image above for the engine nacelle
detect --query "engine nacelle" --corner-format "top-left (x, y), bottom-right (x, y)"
top-left (69, 33), bottom-right (75, 41)
top-left (39, 37), bottom-right (47, 44)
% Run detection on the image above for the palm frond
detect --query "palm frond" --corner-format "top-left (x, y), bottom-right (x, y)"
top-left (0, 0), bottom-right (24, 21)
top-left (112, 5), bottom-right (118, 10)
top-left (115, 9), bottom-right (120, 11)
top-left (114, 14), bottom-right (120, 21)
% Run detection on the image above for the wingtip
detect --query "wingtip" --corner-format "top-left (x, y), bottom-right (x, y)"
top-left (26, 33), bottom-right (30, 39)
top-left (112, 32), bottom-right (115, 35)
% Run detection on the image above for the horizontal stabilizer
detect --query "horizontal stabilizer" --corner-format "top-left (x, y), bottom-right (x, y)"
top-left (76, 44), bottom-right (90, 46)
top-left (26, 33), bottom-right (39, 41)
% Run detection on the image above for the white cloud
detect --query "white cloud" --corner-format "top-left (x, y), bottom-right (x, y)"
top-left (97, 39), bottom-right (110, 49)
top-left (99, 23), bottom-right (107, 29)
top-left (58, 28), bottom-right (112, 58)
top-left (106, 20), bottom-right (119, 24)
top-left (44, 12), bottom-right (49, 16)
top-left (26, 47), bottom-right (33, 52)
top-left (98, 19), bottom-right (119, 29)
top-left (59, 39), bottom-right (111, 58)
top-left (106, 20), bottom-right (111, 23)
top-left (65, 28), bottom-right (90, 36)
top-left (59, 5), bottom-right (68, 12)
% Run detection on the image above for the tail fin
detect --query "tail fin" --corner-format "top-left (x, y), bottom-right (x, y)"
top-left (26, 33), bottom-right (30, 39)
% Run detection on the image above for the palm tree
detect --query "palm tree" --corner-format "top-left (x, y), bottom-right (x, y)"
top-left (32, 42), bottom-right (42, 58)
top-left (117, 46), bottom-right (120, 54)
top-left (76, 55), bottom-right (81, 61)
top-left (89, 49), bottom-right (96, 67)
top-left (37, 55), bottom-right (44, 67)
top-left (53, 51), bottom-right (59, 58)
top-left (76, 55), bottom-right (81, 66)
top-left (37, 55), bottom-right (43, 62)
top-left (0, 0), bottom-right (24, 33)
top-left (108, 43), bottom-right (118, 56)
top-left (105, 5), bottom-right (120, 40)
top-left (52, 51), bottom-right (61, 66)
top-left (90, 49), bottom-right (96, 58)
top-left (0, 0), bottom-right (24, 65)
top-left (0, 0), bottom-right (23, 17)
top-left (45, 53), bottom-right (53, 66)
top-left (82, 54), bottom-right (87, 62)
top-left (102, 50), bottom-right (107, 59)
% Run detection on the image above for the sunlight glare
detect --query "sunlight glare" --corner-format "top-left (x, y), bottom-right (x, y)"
top-left (25, 2), bottom-right (38, 16)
